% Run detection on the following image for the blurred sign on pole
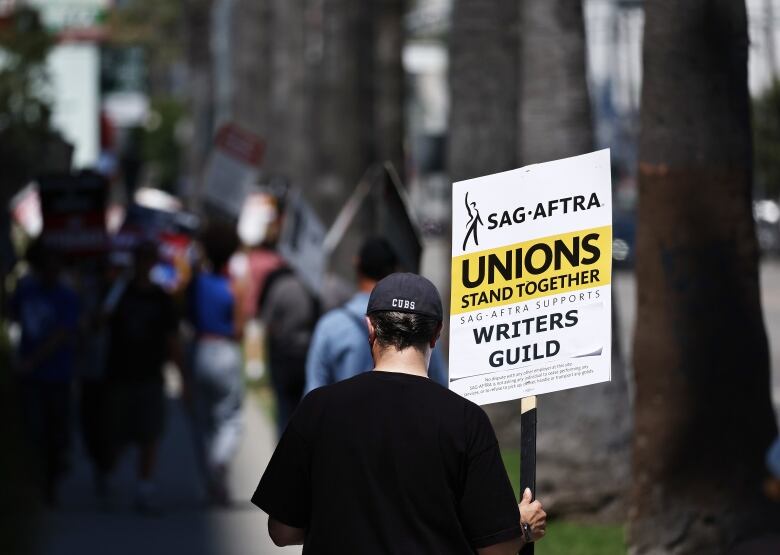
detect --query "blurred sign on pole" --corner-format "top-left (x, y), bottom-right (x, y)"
top-left (38, 170), bottom-right (108, 255)
top-left (115, 202), bottom-right (199, 263)
top-left (373, 163), bottom-right (423, 273)
top-left (202, 123), bottom-right (265, 217)
top-left (448, 149), bottom-right (613, 405)
top-left (277, 189), bottom-right (327, 294)
top-left (323, 162), bottom-right (423, 272)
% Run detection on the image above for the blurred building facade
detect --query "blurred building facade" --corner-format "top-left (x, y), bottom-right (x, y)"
top-left (0, 0), bottom-right (111, 169)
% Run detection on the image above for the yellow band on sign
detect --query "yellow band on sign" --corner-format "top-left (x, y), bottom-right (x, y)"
top-left (450, 225), bottom-right (612, 314)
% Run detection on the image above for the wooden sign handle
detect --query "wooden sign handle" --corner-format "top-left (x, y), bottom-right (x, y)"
top-left (520, 396), bottom-right (537, 554)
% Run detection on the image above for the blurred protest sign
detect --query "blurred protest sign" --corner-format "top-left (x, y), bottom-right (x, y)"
top-left (278, 189), bottom-right (327, 294)
top-left (113, 202), bottom-right (199, 291)
top-left (324, 162), bottom-right (423, 272)
top-left (374, 164), bottom-right (423, 273)
top-left (202, 123), bottom-right (265, 217)
top-left (115, 200), bottom-right (198, 262)
top-left (37, 171), bottom-right (108, 255)
top-left (448, 150), bottom-right (613, 405)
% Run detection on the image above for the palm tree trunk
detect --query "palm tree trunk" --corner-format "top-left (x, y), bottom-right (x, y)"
top-left (183, 0), bottom-right (215, 203)
top-left (518, 0), bottom-right (593, 165)
top-left (231, 0), bottom-right (271, 137)
top-left (517, 0), bottom-right (630, 521)
top-left (372, 0), bottom-right (405, 178)
top-left (447, 0), bottom-right (519, 182)
top-left (630, 1), bottom-right (780, 552)
top-left (449, 0), bottom-right (630, 520)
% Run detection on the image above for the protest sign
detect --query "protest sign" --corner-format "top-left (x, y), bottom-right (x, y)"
top-left (38, 171), bottom-right (108, 255)
top-left (448, 150), bottom-right (612, 405)
top-left (202, 123), bottom-right (265, 217)
top-left (374, 163), bottom-right (423, 273)
top-left (115, 203), bottom-right (198, 261)
top-left (277, 189), bottom-right (327, 294)
top-left (323, 163), bottom-right (422, 272)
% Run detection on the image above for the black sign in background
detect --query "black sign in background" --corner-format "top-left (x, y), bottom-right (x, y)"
top-left (37, 171), bottom-right (109, 254)
top-left (370, 164), bottom-right (423, 273)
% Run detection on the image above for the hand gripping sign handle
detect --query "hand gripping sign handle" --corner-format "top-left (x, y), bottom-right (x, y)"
top-left (520, 395), bottom-right (537, 554)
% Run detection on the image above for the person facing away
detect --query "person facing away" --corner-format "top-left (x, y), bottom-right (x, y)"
top-left (259, 260), bottom-right (319, 437)
top-left (104, 241), bottom-right (184, 513)
top-left (304, 237), bottom-right (447, 394)
top-left (252, 272), bottom-right (547, 554)
top-left (188, 223), bottom-right (246, 505)
top-left (9, 241), bottom-right (80, 505)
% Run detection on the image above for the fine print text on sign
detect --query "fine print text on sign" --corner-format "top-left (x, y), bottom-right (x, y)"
top-left (448, 149), bottom-right (613, 406)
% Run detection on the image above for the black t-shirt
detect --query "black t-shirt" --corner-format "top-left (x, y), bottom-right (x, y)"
top-left (107, 282), bottom-right (178, 383)
top-left (252, 371), bottom-right (521, 554)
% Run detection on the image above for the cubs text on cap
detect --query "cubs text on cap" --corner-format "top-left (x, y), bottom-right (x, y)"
top-left (366, 272), bottom-right (443, 321)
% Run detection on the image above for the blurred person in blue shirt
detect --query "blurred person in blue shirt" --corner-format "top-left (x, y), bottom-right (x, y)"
top-left (305, 237), bottom-right (447, 394)
top-left (188, 223), bottom-right (245, 505)
top-left (9, 240), bottom-right (81, 505)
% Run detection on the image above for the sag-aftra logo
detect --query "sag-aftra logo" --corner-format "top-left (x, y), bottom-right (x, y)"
top-left (462, 192), bottom-right (603, 252)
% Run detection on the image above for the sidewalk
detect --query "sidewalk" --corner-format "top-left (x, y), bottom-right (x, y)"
top-left (38, 384), bottom-right (299, 555)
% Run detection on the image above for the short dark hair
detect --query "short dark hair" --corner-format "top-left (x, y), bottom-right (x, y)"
top-left (201, 221), bottom-right (239, 272)
top-left (357, 237), bottom-right (398, 281)
top-left (368, 310), bottom-right (440, 354)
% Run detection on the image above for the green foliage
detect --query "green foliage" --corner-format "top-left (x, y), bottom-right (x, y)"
top-left (142, 97), bottom-right (186, 192)
top-left (108, 1), bottom-right (189, 189)
top-left (0, 7), bottom-right (56, 193)
top-left (107, 0), bottom-right (185, 79)
top-left (538, 521), bottom-right (626, 555)
top-left (753, 80), bottom-right (780, 198)
top-left (502, 446), bottom-right (522, 498)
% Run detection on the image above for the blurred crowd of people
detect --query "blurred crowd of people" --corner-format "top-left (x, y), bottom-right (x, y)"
top-left (5, 184), bottom-right (449, 514)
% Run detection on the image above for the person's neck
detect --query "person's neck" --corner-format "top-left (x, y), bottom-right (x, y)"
top-left (373, 347), bottom-right (430, 378)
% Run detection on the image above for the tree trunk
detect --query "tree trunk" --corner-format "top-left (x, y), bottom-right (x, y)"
top-left (301, 0), bottom-right (406, 275)
top-left (449, 0), bottom-right (630, 520)
top-left (630, 1), bottom-right (780, 553)
top-left (372, 0), bottom-right (405, 178)
top-left (447, 0), bottom-right (519, 182)
top-left (231, 0), bottom-right (271, 137)
top-left (183, 0), bottom-right (215, 204)
top-left (518, 0), bottom-right (593, 165)
top-left (519, 0), bottom-right (631, 521)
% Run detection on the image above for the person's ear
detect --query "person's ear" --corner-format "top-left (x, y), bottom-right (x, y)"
top-left (430, 322), bottom-right (443, 348)
top-left (366, 316), bottom-right (376, 345)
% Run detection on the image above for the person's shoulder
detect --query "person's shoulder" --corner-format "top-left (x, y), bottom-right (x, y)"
top-left (417, 381), bottom-right (493, 427)
top-left (315, 305), bottom-right (360, 332)
top-left (267, 269), bottom-right (308, 299)
top-left (303, 371), bottom-right (367, 398)
top-left (434, 384), bottom-right (492, 424)
top-left (299, 372), bottom-right (374, 409)
top-left (291, 380), bottom-right (339, 431)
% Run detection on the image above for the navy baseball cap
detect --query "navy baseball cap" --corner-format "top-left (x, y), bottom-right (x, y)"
top-left (367, 272), bottom-right (443, 321)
